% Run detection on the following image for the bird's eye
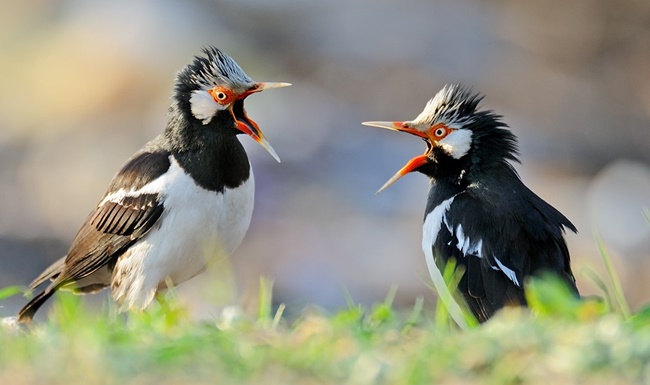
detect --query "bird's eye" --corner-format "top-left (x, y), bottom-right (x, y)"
top-left (208, 87), bottom-right (233, 104)
top-left (433, 126), bottom-right (448, 138)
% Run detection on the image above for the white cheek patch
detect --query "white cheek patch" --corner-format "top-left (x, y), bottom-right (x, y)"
top-left (439, 129), bottom-right (472, 159)
top-left (190, 90), bottom-right (226, 125)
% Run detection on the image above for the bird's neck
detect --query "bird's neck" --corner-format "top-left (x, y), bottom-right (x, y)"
top-left (425, 144), bottom-right (520, 189)
top-left (422, 149), bottom-right (470, 188)
top-left (424, 175), bottom-right (466, 216)
top-left (424, 157), bottom-right (522, 215)
top-left (175, 134), bottom-right (251, 191)
top-left (161, 108), bottom-right (251, 192)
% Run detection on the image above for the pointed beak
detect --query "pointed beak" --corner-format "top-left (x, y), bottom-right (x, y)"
top-left (231, 82), bottom-right (291, 163)
top-left (240, 122), bottom-right (281, 163)
top-left (255, 81), bottom-right (292, 91)
top-left (230, 99), bottom-right (281, 163)
top-left (375, 154), bottom-right (429, 194)
top-left (363, 120), bottom-right (431, 193)
top-left (361, 121), bottom-right (428, 139)
top-left (239, 82), bottom-right (292, 98)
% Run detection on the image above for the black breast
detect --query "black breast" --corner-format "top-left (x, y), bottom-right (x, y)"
top-left (172, 136), bottom-right (251, 193)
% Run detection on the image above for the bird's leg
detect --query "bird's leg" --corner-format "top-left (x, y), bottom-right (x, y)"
top-left (155, 277), bottom-right (178, 313)
top-left (155, 290), bottom-right (170, 312)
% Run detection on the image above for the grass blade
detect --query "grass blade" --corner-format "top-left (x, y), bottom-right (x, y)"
top-left (581, 267), bottom-right (612, 311)
top-left (430, 258), bottom-right (477, 330)
top-left (272, 303), bottom-right (285, 329)
top-left (403, 296), bottom-right (424, 332)
top-left (0, 286), bottom-right (24, 301)
top-left (258, 276), bottom-right (273, 326)
top-left (595, 231), bottom-right (631, 320)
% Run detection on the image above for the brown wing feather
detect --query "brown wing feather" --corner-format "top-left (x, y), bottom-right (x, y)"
top-left (18, 151), bottom-right (171, 322)
top-left (18, 195), bottom-right (164, 323)
top-left (62, 194), bottom-right (164, 281)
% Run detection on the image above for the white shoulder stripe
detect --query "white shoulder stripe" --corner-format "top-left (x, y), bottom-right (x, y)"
top-left (423, 196), bottom-right (457, 253)
top-left (453, 224), bottom-right (483, 258)
top-left (427, 196), bottom-right (517, 288)
top-left (494, 257), bottom-right (520, 286)
top-left (100, 156), bottom-right (182, 206)
top-left (470, 239), bottom-right (483, 257)
top-left (442, 214), bottom-right (452, 233)
top-left (455, 224), bottom-right (471, 255)
top-left (422, 194), bottom-right (468, 329)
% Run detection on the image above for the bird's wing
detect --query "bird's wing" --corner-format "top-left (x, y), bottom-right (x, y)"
top-left (429, 183), bottom-right (577, 321)
top-left (57, 151), bottom-right (171, 284)
top-left (18, 151), bottom-right (171, 322)
top-left (428, 191), bottom-right (526, 322)
top-left (61, 194), bottom-right (164, 281)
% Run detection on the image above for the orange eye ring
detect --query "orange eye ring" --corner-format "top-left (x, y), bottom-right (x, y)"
top-left (430, 124), bottom-right (453, 140)
top-left (208, 87), bottom-right (236, 105)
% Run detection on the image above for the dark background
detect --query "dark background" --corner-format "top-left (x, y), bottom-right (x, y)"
top-left (1, 0), bottom-right (649, 319)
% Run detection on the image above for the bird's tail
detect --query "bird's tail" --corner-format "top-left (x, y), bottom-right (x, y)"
top-left (17, 286), bottom-right (57, 323)
top-left (28, 256), bottom-right (66, 290)
top-left (18, 256), bottom-right (67, 323)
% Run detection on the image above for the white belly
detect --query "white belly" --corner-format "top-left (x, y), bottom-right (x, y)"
top-left (111, 156), bottom-right (254, 310)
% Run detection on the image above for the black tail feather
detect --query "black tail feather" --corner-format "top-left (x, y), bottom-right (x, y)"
top-left (458, 256), bottom-right (527, 323)
top-left (17, 287), bottom-right (57, 323)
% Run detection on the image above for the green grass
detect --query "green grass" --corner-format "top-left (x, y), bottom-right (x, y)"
top-left (1, 250), bottom-right (650, 384)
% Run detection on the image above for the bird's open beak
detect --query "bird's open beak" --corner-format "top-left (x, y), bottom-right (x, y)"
top-left (239, 82), bottom-right (292, 98)
top-left (362, 120), bottom-right (431, 193)
top-left (362, 121), bottom-right (428, 139)
top-left (231, 82), bottom-right (291, 163)
top-left (375, 154), bottom-right (429, 193)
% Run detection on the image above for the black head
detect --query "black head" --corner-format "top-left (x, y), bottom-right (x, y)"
top-left (364, 84), bottom-right (519, 191)
top-left (170, 46), bottom-right (290, 162)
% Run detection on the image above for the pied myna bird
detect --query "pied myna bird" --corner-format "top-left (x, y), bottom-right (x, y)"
top-left (17, 47), bottom-right (289, 322)
top-left (364, 84), bottom-right (578, 323)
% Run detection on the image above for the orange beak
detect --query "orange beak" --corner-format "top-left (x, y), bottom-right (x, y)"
top-left (230, 82), bottom-right (291, 163)
top-left (362, 120), bottom-right (431, 193)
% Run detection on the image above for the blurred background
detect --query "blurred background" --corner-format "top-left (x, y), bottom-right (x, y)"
top-left (1, 0), bottom-right (649, 320)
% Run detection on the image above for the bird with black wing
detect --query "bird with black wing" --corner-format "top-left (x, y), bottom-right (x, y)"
top-left (17, 47), bottom-right (290, 323)
top-left (364, 84), bottom-right (578, 323)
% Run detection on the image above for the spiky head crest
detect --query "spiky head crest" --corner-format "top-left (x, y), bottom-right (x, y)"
top-left (409, 84), bottom-right (484, 129)
top-left (176, 47), bottom-right (253, 93)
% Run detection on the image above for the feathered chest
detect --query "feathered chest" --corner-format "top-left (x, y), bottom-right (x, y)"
top-left (102, 154), bottom-right (254, 253)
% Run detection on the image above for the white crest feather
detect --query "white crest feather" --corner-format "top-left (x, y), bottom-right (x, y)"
top-left (409, 84), bottom-right (481, 129)
top-left (188, 47), bottom-right (253, 91)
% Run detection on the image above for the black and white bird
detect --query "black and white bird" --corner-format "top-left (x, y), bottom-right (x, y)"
top-left (363, 84), bottom-right (578, 323)
top-left (17, 47), bottom-right (289, 322)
